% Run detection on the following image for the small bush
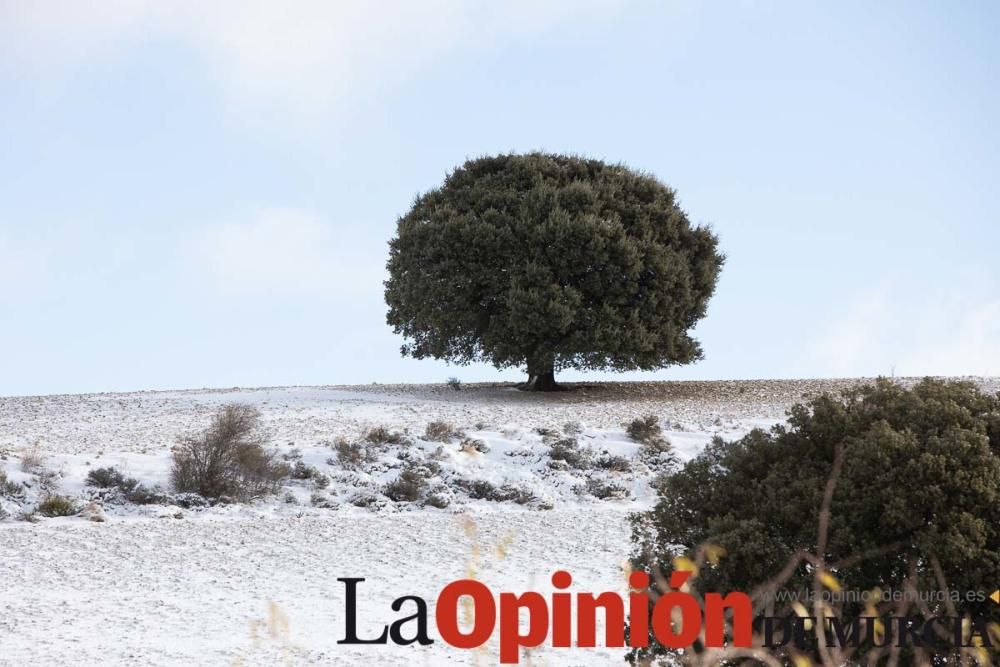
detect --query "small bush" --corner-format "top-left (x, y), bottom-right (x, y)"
top-left (291, 461), bottom-right (322, 481)
top-left (20, 445), bottom-right (45, 473)
top-left (638, 436), bottom-right (678, 470)
top-left (35, 468), bottom-right (62, 492)
top-left (424, 421), bottom-right (460, 442)
top-left (335, 440), bottom-right (369, 469)
top-left (310, 491), bottom-right (335, 509)
top-left (171, 403), bottom-right (289, 500)
top-left (580, 478), bottom-right (631, 500)
top-left (596, 454), bottom-right (632, 472)
top-left (626, 415), bottom-right (662, 443)
top-left (0, 470), bottom-right (25, 499)
top-left (37, 495), bottom-right (77, 517)
top-left (456, 479), bottom-right (535, 504)
top-left (424, 487), bottom-right (452, 508)
top-left (86, 466), bottom-right (139, 492)
top-left (384, 468), bottom-right (427, 502)
top-left (364, 426), bottom-right (408, 446)
top-left (350, 491), bottom-right (380, 508)
top-left (446, 377), bottom-right (462, 391)
top-left (549, 437), bottom-right (592, 469)
top-left (563, 421), bottom-right (584, 435)
top-left (126, 484), bottom-right (171, 505)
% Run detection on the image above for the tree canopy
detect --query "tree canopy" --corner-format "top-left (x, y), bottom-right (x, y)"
top-left (384, 153), bottom-right (724, 389)
top-left (630, 378), bottom-right (1000, 663)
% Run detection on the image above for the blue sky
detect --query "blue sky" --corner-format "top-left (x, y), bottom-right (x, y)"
top-left (2, 1), bottom-right (998, 396)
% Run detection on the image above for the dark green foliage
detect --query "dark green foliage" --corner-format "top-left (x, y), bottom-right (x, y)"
top-left (383, 468), bottom-right (427, 502)
top-left (627, 414), bottom-right (677, 469)
top-left (595, 453), bottom-right (631, 472)
top-left (458, 479), bottom-right (537, 505)
top-left (385, 153), bottom-right (724, 389)
top-left (548, 437), bottom-right (592, 469)
top-left (630, 378), bottom-right (1000, 663)
top-left (171, 404), bottom-right (290, 500)
top-left (37, 495), bottom-right (77, 517)
top-left (626, 415), bottom-right (662, 442)
top-left (580, 478), bottom-right (631, 500)
top-left (86, 466), bottom-right (138, 492)
top-left (126, 484), bottom-right (171, 505)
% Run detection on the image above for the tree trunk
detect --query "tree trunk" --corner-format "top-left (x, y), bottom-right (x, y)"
top-left (520, 358), bottom-right (562, 391)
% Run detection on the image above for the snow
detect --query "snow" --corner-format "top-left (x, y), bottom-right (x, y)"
top-left (2, 378), bottom-right (995, 665)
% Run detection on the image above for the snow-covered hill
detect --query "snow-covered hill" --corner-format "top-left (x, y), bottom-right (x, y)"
top-left (1, 378), bottom-right (996, 665)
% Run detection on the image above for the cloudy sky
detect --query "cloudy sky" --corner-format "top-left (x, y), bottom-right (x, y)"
top-left (2, 1), bottom-right (998, 396)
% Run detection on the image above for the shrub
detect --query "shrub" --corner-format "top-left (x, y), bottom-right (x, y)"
top-left (19, 444), bottom-right (45, 473)
top-left (595, 454), bottom-right (631, 472)
top-left (0, 469), bottom-right (24, 499)
top-left (35, 468), bottom-right (62, 492)
top-left (626, 415), bottom-right (662, 443)
top-left (350, 491), bottom-right (380, 508)
top-left (424, 488), bottom-right (452, 509)
top-left (456, 479), bottom-right (536, 505)
top-left (638, 436), bottom-right (678, 471)
top-left (629, 378), bottom-right (1000, 664)
top-left (563, 421), bottom-right (584, 435)
top-left (580, 478), bottom-right (630, 500)
top-left (291, 461), bottom-right (322, 481)
top-left (364, 426), bottom-right (408, 446)
top-left (171, 403), bottom-right (290, 500)
top-left (446, 377), bottom-right (462, 391)
top-left (383, 469), bottom-right (427, 502)
top-left (424, 420), bottom-right (460, 442)
top-left (310, 491), bottom-right (335, 509)
top-left (37, 495), bottom-right (77, 517)
top-left (126, 484), bottom-right (171, 505)
top-left (86, 466), bottom-right (138, 492)
top-left (548, 437), bottom-right (591, 469)
top-left (335, 439), bottom-right (368, 469)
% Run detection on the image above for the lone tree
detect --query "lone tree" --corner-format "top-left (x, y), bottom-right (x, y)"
top-left (384, 153), bottom-right (724, 390)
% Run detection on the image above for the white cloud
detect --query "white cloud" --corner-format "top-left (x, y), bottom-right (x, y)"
top-left (804, 284), bottom-right (1000, 378)
top-left (187, 208), bottom-right (383, 297)
top-left (1, 1), bottom-right (616, 121)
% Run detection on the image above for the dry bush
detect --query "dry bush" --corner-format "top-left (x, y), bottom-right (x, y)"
top-left (19, 444), bottom-right (45, 473)
top-left (596, 453), bottom-right (632, 472)
top-left (423, 420), bottom-right (461, 442)
top-left (171, 403), bottom-right (289, 500)
top-left (364, 426), bottom-right (408, 446)
top-left (37, 494), bottom-right (77, 517)
top-left (334, 438), bottom-right (371, 469)
top-left (383, 468), bottom-right (427, 502)
top-left (579, 478), bottom-right (630, 500)
top-left (549, 437), bottom-right (592, 469)
top-left (0, 469), bottom-right (25, 499)
top-left (626, 414), bottom-right (662, 443)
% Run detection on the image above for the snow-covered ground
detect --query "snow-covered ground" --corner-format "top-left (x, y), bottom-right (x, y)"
top-left (1, 378), bottom-right (996, 665)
